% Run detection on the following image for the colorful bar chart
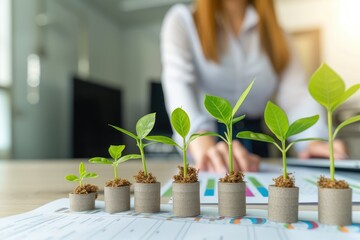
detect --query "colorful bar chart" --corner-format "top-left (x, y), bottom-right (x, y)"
top-left (204, 179), bottom-right (215, 196)
top-left (248, 176), bottom-right (268, 197)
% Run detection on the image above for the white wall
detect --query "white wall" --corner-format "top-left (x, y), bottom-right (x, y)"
top-left (12, 0), bottom-right (125, 158)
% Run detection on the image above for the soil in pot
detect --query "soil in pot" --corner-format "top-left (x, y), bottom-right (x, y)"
top-left (104, 178), bottom-right (131, 213)
top-left (268, 174), bottom-right (299, 223)
top-left (133, 170), bottom-right (160, 213)
top-left (218, 171), bottom-right (245, 217)
top-left (69, 184), bottom-right (98, 212)
top-left (172, 165), bottom-right (200, 217)
top-left (318, 176), bottom-right (352, 225)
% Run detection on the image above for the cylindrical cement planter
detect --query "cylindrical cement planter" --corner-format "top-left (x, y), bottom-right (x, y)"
top-left (134, 182), bottom-right (160, 213)
top-left (318, 187), bottom-right (352, 225)
top-left (69, 192), bottom-right (96, 212)
top-left (172, 182), bottom-right (200, 217)
top-left (268, 185), bottom-right (299, 223)
top-left (104, 186), bottom-right (130, 213)
top-left (218, 182), bottom-right (246, 217)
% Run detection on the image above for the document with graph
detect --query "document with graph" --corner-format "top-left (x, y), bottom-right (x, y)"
top-left (0, 199), bottom-right (359, 240)
top-left (161, 171), bottom-right (360, 204)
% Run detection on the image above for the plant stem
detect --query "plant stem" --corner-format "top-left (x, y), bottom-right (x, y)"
top-left (113, 164), bottom-right (118, 179)
top-left (281, 141), bottom-right (287, 179)
top-left (79, 179), bottom-right (83, 187)
top-left (183, 138), bottom-right (187, 178)
top-left (138, 140), bottom-right (148, 176)
top-left (228, 124), bottom-right (233, 172)
top-left (327, 110), bottom-right (335, 180)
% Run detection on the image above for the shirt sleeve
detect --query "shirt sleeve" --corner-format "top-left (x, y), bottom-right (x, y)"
top-left (276, 37), bottom-right (328, 152)
top-left (160, 6), bottom-right (216, 144)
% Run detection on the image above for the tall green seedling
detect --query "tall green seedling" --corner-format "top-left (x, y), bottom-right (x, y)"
top-left (89, 145), bottom-right (141, 180)
top-left (308, 63), bottom-right (360, 180)
top-left (202, 81), bottom-right (254, 173)
top-left (110, 113), bottom-right (156, 176)
top-left (65, 162), bottom-right (98, 187)
top-left (237, 101), bottom-right (321, 179)
top-left (146, 108), bottom-right (203, 178)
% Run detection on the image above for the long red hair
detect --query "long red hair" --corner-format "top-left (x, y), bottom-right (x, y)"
top-left (193, 0), bottom-right (289, 74)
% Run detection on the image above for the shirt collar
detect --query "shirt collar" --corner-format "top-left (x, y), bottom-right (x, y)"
top-left (242, 5), bottom-right (258, 32)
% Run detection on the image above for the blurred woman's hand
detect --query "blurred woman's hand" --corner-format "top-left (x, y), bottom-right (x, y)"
top-left (190, 136), bottom-right (260, 173)
top-left (298, 139), bottom-right (348, 160)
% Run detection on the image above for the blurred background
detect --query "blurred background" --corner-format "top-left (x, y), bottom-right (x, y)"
top-left (0, 0), bottom-right (360, 160)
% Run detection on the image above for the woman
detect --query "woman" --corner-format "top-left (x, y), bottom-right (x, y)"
top-left (160, 0), bottom-right (347, 173)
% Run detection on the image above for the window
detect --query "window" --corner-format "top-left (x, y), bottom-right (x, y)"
top-left (0, 0), bottom-right (12, 158)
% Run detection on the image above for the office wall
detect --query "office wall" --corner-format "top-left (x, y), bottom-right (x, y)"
top-left (12, 0), bottom-right (125, 158)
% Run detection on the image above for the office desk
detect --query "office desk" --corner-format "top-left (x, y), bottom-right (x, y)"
top-left (0, 159), bottom-right (358, 218)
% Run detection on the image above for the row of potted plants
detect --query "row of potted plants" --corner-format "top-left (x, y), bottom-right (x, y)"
top-left (65, 63), bottom-right (359, 225)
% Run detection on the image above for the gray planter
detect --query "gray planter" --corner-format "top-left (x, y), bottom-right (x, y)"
top-left (134, 182), bottom-right (160, 213)
top-left (172, 182), bottom-right (200, 217)
top-left (318, 187), bottom-right (352, 225)
top-left (268, 185), bottom-right (299, 223)
top-left (69, 192), bottom-right (96, 212)
top-left (104, 186), bottom-right (130, 213)
top-left (218, 182), bottom-right (246, 217)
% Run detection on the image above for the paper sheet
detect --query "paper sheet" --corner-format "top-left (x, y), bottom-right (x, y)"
top-left (0, 199), bottom-right (359, 240)
top-left (161, 167), bottom-right (360, 204)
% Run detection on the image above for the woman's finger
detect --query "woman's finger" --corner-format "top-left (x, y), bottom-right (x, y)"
top-left (207, 146), bottom-right (227, 173)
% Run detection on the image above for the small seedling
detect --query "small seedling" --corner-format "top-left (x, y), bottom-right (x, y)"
top-left (146, 108), bottom-right (203, 178)
top-left (89, 145), bottom-right (141, 180)
top-left (202, 81), bottom-right (254, 173)
top-left (309, 63), bottom-right (360, 181)
top-left (65, 162), bottom-right (98, 187)
top-left (237, 101), bottom-right (321, 180)
top-left (110, 113), bottom-right (156, 177)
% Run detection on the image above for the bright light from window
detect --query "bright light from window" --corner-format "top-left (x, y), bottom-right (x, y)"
top-left (0, 0), bottom-right (11, 87)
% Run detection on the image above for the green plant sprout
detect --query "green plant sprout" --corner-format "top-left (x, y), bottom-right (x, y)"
top-left (237, 101), bottom-right (321, 179)
top-left (201, 81), bottom-right (254, 173)
top-left (308, 63), bottom-right (360, 181)
top-left (65, 162), bottom-right (98, 187)
top-left (146, 108), bottom-right (203, 178)
top-left (110, 113), bottom-right (156, 177)
top-left (89, 145), bottom-right (141, 180)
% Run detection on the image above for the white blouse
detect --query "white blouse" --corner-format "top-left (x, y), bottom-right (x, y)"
top-left (160, 4), bottom-right (327, 152)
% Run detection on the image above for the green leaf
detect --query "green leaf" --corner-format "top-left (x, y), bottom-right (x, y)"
top-left (286, 115), bottom-right (319, 138)
top-left (146, 135), bottom-right (179, 147)
top-left (232, 115), bottom-right (246, 125)
top-left (109, 124), bottom-right (138, 140)
top-left (136, 113), bottom-right (156, 139)
top-left (79, 162), bottom-right (85, 176)
top-left (286, 138), bottom-right (326, 152)
top-left (308, 63), bottom-right (345, 110)
top-left (332, 84), bottom-right (360, 111)
top-left (204, 95), bottom-right (232, 124)
top-left (236, 131), bottom-right (276, 144)
top-left (84, 172), bottom-right (98, 179)
top-left (232, 80), bottom-right (254, 117)
top-left (108, 145), bottom-right (125, 160)
top-left (89, 157), bottom-right (113, 164)
top-left (264, 101), bottom-right (289, 141)
top-left (333, 115), bottom-right (360, 139)
top-left (118, 154), bottom-right (142, 163)
top-left (171, 108), bottom-right (190, 138)
top-left (65, 175), bottom-right (79, 182)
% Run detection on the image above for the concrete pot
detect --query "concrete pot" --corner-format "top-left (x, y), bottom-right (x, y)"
top-left (104, 186), bottom-right (130, 213)
top-left (218, 182), bottom-right (246, 217)
top-left (268, 185), bottom-right (299, 223)
top-left (134, 182), bottom-right (160, 213)
top-left (172, 182), bottom-right (200, 217)
top-left (318, 187), bottom-right (352, 225)
top-left (69, 192), bottom-right (96, 212)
